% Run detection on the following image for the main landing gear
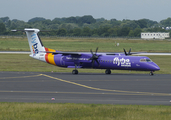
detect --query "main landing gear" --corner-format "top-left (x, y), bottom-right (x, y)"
top-left (105, 69), bottom-right (111, 74)
top-left (149, 71), bottom-right (154, 76)
top-left (72, 64), bottom-right (79, 74)
top-left (72, 69), bottom-right (78, 74)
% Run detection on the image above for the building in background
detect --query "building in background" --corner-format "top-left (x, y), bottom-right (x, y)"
top-left (141, 32), bottom-right (170, 39)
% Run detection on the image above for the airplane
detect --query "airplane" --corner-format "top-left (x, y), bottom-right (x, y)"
top-left (11, 28), bottom-right (160, 75)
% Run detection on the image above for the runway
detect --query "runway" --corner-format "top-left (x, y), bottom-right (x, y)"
top-left (0, 71), bottom-right (171, 105)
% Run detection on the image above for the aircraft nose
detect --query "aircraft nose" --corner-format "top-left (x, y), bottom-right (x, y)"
top-left (151, 63), bottom-right (160, 71)
top-left (154, 65), bottom-right (160, 71)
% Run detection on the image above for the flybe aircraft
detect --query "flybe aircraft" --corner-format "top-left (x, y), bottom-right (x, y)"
top-left (12, 28), bottom-right (160, 75)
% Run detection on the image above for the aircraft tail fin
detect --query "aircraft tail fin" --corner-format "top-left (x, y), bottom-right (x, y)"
top-left (24, 28), bottom-right (45, 56)
top-left (11, 28), bottom-right (56, 56)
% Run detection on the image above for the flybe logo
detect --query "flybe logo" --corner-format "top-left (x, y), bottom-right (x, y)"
top-left (31, 33), bottom-right (39, 55)
top-left (113, 57), bottom-right (131, 67)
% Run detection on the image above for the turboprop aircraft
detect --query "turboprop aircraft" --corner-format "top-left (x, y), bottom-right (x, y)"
top-left (12, 28), bottom-right (160, 75)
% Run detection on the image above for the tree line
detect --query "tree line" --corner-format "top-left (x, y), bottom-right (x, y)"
top-left (0, 16), bottom-right (171, 37)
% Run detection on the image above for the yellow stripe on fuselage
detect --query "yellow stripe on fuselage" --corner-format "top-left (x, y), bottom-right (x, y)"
top-left (47, 48), bottom-right (56, 66)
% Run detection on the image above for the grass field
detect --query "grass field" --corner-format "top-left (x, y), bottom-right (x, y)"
top-left (0, 103), bottom-right (171, 120)
top-left (0, 36), bottom-right (171, 52)
top-left (0, 37), bottom-right (171, 119)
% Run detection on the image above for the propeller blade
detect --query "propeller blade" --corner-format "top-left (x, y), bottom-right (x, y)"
top-left (90, 49), bottom-right (93, 55)
top-left (95, 47), bottom-right (98, 54)
top-left (92, 60), bottom-right (95, 67)
top-left (123, 48), bottom-right (132, 56)
top-left (123, 48), bottom-right (127, 55)
top-left (95, 59), bottom-right (100, 67)
top-left (128, 48), bottom-right (131, 55)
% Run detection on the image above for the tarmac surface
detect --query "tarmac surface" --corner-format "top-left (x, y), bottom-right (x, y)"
top-left (0, 71), bottom-right (171, 105)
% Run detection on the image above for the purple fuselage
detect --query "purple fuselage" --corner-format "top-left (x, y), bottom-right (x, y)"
top-left (53, 53), bottom-right (160, 71)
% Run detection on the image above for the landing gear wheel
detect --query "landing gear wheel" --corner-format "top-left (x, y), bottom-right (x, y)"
top-left (105, 69), bottom-right (111, 74)
top-left (72, 70), bottom-right (78, 74)
top-left (149, 71), bottom-right (154, 76)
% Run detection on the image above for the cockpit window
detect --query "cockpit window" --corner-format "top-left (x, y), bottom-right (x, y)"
top-left (146, 59), bottom-right (152, 62)
top-left (140, 59), bottom-right (152, 62)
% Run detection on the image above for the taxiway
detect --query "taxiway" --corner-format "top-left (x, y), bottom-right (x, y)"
top-left (0, 71), bottom-right (171, 105)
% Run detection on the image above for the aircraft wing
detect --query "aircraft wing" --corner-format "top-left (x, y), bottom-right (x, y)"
top-left (43, 51), bottom-right (82, 55)
top-left (43, 51), bottom-right (144, 56)
top-left (106, 52), bottom-right (143, 56)
top-left (45, 51), bottom-right (121, 56)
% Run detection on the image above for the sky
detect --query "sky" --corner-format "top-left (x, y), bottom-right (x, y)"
top-left (0, 0), bottom-right (170, 22)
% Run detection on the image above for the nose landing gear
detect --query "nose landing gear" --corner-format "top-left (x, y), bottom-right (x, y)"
top-left (149, 71), bottom-right (154, 76)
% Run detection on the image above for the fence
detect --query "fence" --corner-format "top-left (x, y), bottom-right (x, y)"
top-left (0, 35), bottom-right (141, 40)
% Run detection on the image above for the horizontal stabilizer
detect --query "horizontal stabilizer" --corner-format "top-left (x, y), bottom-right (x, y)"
top-left (11, 29), bottom-right (50, 32)
top-left (11, 29), bottom-right (35, 32)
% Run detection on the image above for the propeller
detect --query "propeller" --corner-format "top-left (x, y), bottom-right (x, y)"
top-left (123, 48), bottom-right (132, 56)
top-left (89, 47), bottom-right (102, 67)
